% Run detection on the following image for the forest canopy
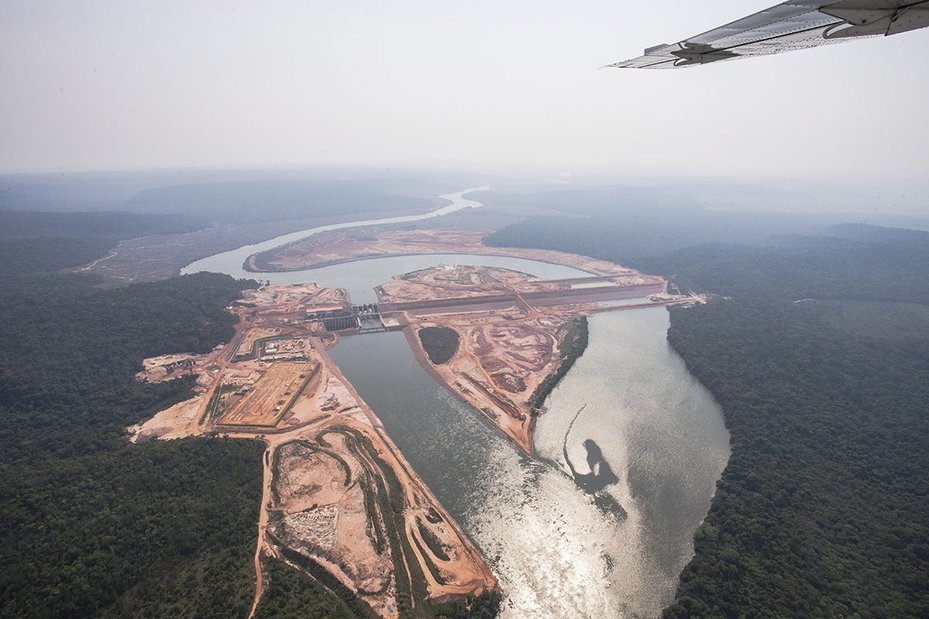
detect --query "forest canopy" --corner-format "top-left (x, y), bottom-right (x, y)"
top-left (486, 210), bottom-right (929, 617)
top-left (0, 266), bottom-right (264, 617)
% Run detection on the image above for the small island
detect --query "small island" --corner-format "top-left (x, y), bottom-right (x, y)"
top-left (376, 263), bottom-right (694, 454)
top-left (244, 228), bottom-right (702, 454)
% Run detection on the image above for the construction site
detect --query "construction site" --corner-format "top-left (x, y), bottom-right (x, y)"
top-left (371, 261), bottom-right (701, 453)
top-left (129, 281), bottom-right (496, 619)
top-left (127, 233), bottom-right (704, 617)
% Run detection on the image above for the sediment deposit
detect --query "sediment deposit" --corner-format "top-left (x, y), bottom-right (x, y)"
top-left (130, 282), bottom-right (495, 618)
top-left (382, 266), bottom-right (599, 453)
top-left (247, 228), bottom-right (650, 280)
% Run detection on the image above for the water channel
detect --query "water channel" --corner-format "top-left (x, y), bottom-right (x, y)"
top-left (182, 187), bottom-right (489, 282)
top-left (184, 188), bottom-right (730, 617)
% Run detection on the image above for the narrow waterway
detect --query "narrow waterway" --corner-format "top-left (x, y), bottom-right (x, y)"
top-left (182, 187), bottom-right (488, 281)
top-left (329, 308), bottom-right (727, 617)
top-left (182, 188), bottom-right (730, 617)
top-left (536, 308), bottom-right (730, 615)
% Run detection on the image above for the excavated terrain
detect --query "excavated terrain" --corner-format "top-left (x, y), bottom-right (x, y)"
top-left (130, 282), bottom-right (495, 618)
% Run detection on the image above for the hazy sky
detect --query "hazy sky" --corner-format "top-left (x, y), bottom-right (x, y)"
top-left (2, 1), bottom-right (928, 179)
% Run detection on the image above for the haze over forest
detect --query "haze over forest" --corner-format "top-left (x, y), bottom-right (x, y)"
top-left (2, 2), bottom-right (929, 618)
top-left (2, 0), bottom-right (928, 198)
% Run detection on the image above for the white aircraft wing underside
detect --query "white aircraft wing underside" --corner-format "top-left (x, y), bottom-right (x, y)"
top-left (609, 0), bottom-right (929, 69)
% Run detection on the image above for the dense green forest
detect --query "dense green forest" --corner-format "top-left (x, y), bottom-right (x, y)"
top-left (0, 206), bottom-right (498, 617)
top-left (418, 326), bottom-right (460, 364)
top-left (0, 209), bottom-right (205, 240)
top-left (0, 265), bottom-right (265, 617)
top-left (663, 298), bottom-right (929, 617)
top-left (0, 236), bottom-right (116, 273)
top-left (0, 209), bottom-right (207, 274)
top-left (487, 211), bottom-right (929, 616)
top-left (253, 558), bottom-right (357, 619)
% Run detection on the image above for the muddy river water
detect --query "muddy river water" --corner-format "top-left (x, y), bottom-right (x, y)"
top-left (184, 189), bottom-right (730, 617)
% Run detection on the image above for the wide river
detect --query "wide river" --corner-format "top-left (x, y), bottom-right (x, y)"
top-left (184, 188), bottom-right (730, 617)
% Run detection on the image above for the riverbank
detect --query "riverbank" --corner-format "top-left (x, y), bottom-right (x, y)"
top-left (379, 264), bottom-right (610, 455)
top-left (128, 282), bottom-right (497, 616)
top-left (171, 186), bottom-right (729, 617)
top-left (242, 228), bottom-right (651, 281)
top-left (182, 187), bottom-right (487, 281)
top-left (78, 208), bottom-right (430, 285)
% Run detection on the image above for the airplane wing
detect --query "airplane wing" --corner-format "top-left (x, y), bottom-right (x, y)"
top-left (609, 1), bottom-right (929, 69)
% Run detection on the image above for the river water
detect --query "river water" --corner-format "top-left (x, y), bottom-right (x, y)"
top-left (182, 187), bottom-right (489, 281)
top-left (183, 188), bottom-right (730, 617)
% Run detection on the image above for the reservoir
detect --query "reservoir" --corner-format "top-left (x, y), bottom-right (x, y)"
top-left (330, 308), bottom-right (728, 617)
top-left (184, 190), bottom-right (730, 617)
top-left (190, 252), bottom-right (588, 305)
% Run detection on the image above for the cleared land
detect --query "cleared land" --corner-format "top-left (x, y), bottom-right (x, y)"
top-left (246, 228), bottom-right (651, 280)
top-left (220, 363), bottom-right (317, 428)
top-left (378, 263), bottom-right (699, 453)
top-left (270, 229), bottom-right (699, 454)
top-left (405, 312), bottom-right (570, 454)
top-left (130, 282), bottom-right (495, 618)
top-left (76, 209), bottom-right (430, 284)
top-left (128, 233), bottom-right (701, 613)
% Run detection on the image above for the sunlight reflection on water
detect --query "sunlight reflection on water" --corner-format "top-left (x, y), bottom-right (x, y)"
top-left (331, 305), bottom-right (728, 617)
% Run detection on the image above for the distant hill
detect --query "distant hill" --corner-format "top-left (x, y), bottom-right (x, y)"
top-left (0, 210), bottom-right (207, 274)
top-left (123, 178), bottom-right (437, 224)
top-left (484, 201), bottom-right (929, 617)
top-left (0, 168), bottom-right (472, 223)
top-left (0, 209), bottom-right (204, 240)
top-left (0, 169), bottom-right (476, 273)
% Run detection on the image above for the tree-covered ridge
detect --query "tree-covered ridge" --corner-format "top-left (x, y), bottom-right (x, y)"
top-left (0, 171), bottom-right (450, 223)
top-left (488, 218), bottom-right (929, 305)
top-left (0, 237), bottom-right (116, 273)
top-left (640, 231), bottom-right (929, 306)
top-left (0, 209), bottom-right (205, 240)
top-left (664, 300), bottom-right (929, 617)
top-left (125, 179), bottom-right (437, 224)
top-left (253, 558), bottom-right (358, 618)
top-left (0, 272), bottom-right (250, 462)
top-left (0, 208), bottom-right (209, 274)
top-left (485, 213), bottom-right (929, 617)
top-left (2, 439), bottom-right (264, 618)
top-left (0, 271), bottom-right (264, 617)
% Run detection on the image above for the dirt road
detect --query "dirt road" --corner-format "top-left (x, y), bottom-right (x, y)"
top-left (248, 444), bottom-right (273, 619)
